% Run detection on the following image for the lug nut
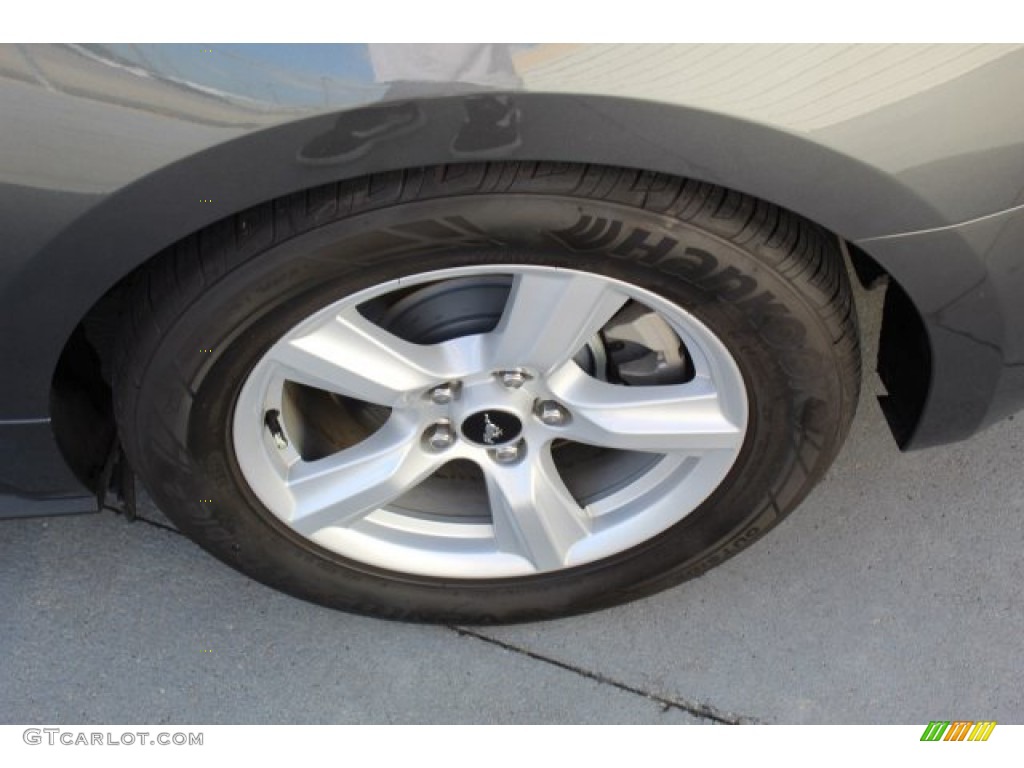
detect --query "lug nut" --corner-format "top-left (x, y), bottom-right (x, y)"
top-left (536, 400), bottom-right (570, 426)
top-left (497, 369), bottom-right (530, 389)
top-left (491, 440), bottom-right (523, 464)
top-left (429, 382), bottom-right (458, 405)
top-left (425, 422), bottom-right (455, 451)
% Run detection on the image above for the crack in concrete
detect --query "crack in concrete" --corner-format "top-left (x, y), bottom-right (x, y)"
top-left (450, 626), bottom-right (758, 724)
top-left (128, 512), bottom-right (756, 723)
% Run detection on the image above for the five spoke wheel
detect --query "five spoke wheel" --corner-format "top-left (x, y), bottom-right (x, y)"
top-left (233, 265), bottom-right (748, 578)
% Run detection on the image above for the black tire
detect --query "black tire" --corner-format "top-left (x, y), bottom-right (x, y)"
top-left (112, 163), bottom-right (860, 623)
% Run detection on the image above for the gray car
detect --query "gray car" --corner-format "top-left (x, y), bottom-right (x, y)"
top-left (2, 44), bottom-right (1022, 622)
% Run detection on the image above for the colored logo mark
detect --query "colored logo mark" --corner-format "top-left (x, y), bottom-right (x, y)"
top-left (920, 721), bottom-right (996, 742)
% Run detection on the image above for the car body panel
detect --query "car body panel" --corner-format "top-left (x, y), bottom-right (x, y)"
top-left (859, 203), bottom-right (1024, 447)
top-left (2, 43), bottom-right (1023, 515)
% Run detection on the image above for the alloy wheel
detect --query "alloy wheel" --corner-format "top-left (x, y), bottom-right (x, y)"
top-left (232, 265), bottom-right (749, 579)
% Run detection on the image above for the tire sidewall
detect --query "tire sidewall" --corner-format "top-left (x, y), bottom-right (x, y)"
top-left (124, 194), bottom-right (847, 622)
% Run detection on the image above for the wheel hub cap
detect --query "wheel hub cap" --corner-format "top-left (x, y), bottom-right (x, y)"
top-left (461, 410), bottom-right (522, 446)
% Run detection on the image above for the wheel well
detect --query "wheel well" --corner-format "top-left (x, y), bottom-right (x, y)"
top-left (846, 243), bottom-right (932, 448)
top-left (50, 279), bottom-right (132, 492)
top-left (48, 164), bottom-right (932, 492)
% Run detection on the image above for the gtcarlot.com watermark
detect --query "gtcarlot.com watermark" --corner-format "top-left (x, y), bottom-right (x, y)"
top-left (23, 728), bottom-right (203, 746)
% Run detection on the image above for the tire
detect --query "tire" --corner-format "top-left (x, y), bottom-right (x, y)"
top-left (112, 163), bottom-right (860, 623)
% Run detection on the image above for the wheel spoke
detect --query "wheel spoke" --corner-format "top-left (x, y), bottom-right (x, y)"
top-left (269, 308), bottom-right (483, 407)
top-left (487, 271), bottom-right (629, 374)
top-left (548, 365), bottom-right (744, 453)
top-left (484, 448), bottom-right (590, 571)
top-left (285, 417), bottom-right (439, 536)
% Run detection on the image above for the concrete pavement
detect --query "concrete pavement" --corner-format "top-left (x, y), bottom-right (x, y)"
top-left (2, 286), bottom-right (1021, 724)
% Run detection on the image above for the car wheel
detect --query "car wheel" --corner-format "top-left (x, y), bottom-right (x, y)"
top-left (112, 163), bottom-right (860, 623)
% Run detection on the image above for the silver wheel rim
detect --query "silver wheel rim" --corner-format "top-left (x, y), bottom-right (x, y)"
top-left (232, 265), bottom-right (748, 579)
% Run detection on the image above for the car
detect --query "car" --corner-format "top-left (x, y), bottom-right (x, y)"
top-left (2, 43), bottom-right (1022, 623)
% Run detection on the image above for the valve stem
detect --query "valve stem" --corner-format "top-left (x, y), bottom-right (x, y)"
top-left (264, 410), bottom-right (289, 450)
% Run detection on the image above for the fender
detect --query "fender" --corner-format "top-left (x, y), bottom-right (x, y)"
top-left (1, 85), bottom-right (1018, 510)
top-left (0, 90), bottom-right (950, 418)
